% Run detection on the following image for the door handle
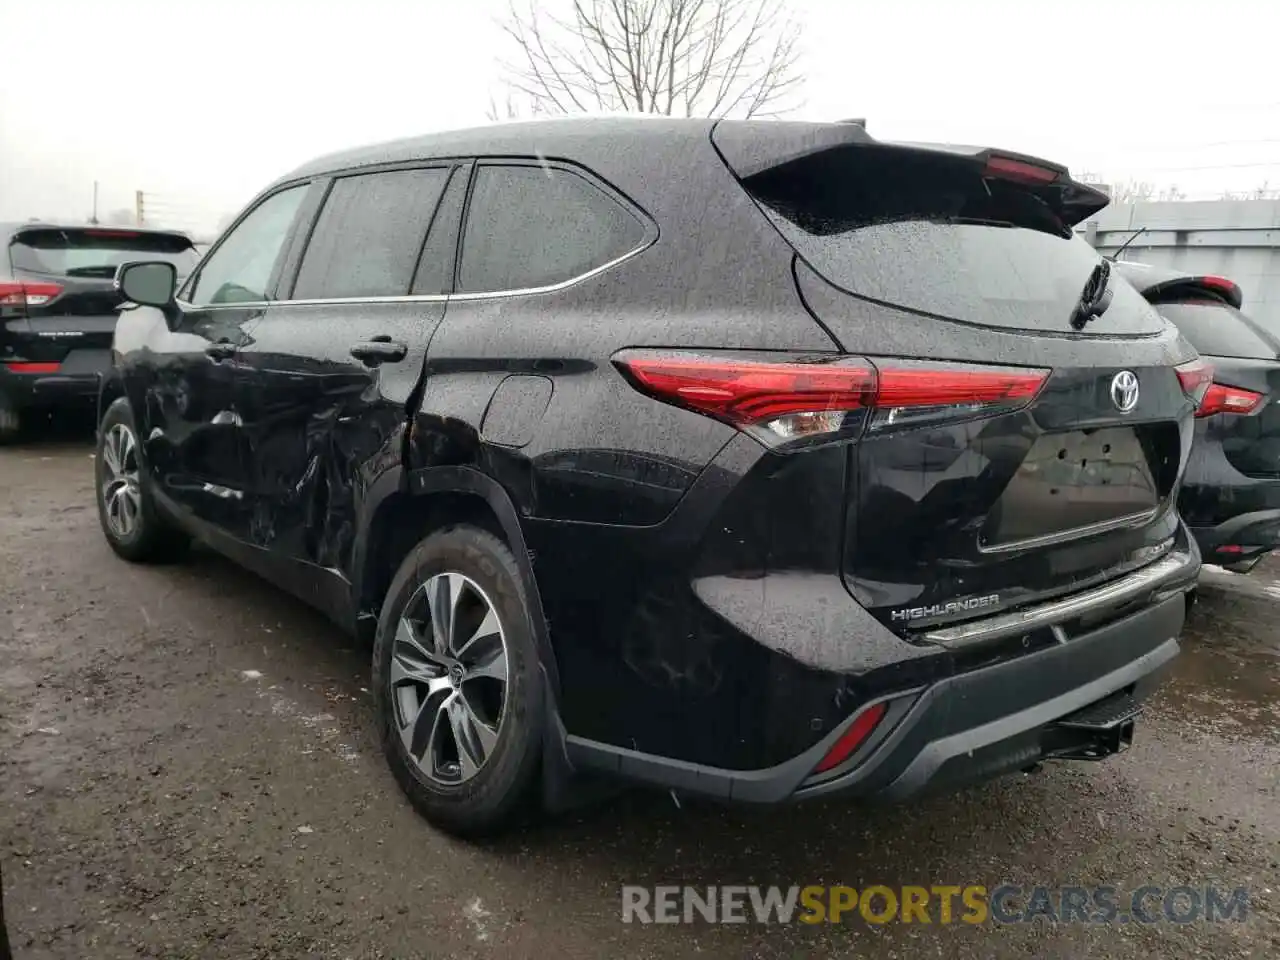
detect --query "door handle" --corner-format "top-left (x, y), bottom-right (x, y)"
top-left (205, 340), bottom-right (237, 360)
top-left (350, 337), bottom-right (408, 367)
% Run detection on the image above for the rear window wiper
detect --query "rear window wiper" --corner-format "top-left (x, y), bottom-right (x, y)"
top-left (1070, 259), bottom-right (1114, 330)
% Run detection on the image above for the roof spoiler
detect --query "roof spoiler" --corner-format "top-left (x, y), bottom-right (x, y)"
top-left (711, 121), bottom-right (1110, 228)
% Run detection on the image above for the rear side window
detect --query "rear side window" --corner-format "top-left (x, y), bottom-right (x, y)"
top-left (742, 145), bottom-right (1162, 336)
top-left (1156, 301), bottom-right (1279, 359)
top-left (457, 165), bottom-right (647, 294)
top-left (10, 228), bottom-right (199, 280)
top-left (293, 168), bottom-right (449, 300)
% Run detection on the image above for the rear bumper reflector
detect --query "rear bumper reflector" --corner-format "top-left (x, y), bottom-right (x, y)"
top-left (922, 550), bottom-right (1197, 649)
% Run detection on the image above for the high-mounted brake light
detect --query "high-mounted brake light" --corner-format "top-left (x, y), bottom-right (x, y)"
top-left (613, 351), bottom-right (1049, 447)
top-left (83, 229), bottom-right (142, 238)
top-left (812, 702), bottom-right (888, 775)
top-left (0, 281), bottom-right (63, 308)
top-left (1175, 358), bottom-right (1214, 406)
top-left (1197, 382), bottom-right (1265, 418)
top-left (1198, 275), bottom-right (1238, 296)
top-left (983, 155), bottom-right (1059, 185)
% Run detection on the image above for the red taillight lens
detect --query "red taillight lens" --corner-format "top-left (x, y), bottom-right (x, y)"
top-left (3, 361), bottom-right (61, 374)
top-left (1198, 275), bottom-right (1239, 296)
top-left (983, 155), bottom-right (1060, 184)
top-left (0, 281), bottom-right (63, 308)
top-left (613, 351), bottom-right (1048, 447)
top-left (870, 361), bottom-right (1048, 434)
top-left (1175, 358), bottom-right (1214, 406)
top-left (813, 702), bottom-right (888, 775)
top-left (1197, 382), bottom-right (1265, 418)
top-left (614, 353), bottom-right (876, 424)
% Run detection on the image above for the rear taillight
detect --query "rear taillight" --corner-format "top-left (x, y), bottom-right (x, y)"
top-left (1197, 382), bottom-right (1265, 418)
top-left (0, 281), bottom-right (63, 308)
top-left (613, 351), bottom-right (1049, 447)
top-left (3, 361), bottom-right (61, 374)
top-left (1175, 358), bottom-right (1214, 407)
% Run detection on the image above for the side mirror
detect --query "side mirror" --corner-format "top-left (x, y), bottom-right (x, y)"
top-left (115, 261), bottom-right (177, 309)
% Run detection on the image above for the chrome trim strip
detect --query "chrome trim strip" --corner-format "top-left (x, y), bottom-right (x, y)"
top-left (175, 239), bottom-right (651, 311)
top-left (922, 551), bottom-right (1195, 648)
top-left (977, 508), bottom-right (1158, 555)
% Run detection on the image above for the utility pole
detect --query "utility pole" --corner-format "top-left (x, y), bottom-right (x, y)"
top-left (90, 180), bottom-right (99, 224)
top-left (135, 190), bottom-right (145, 226)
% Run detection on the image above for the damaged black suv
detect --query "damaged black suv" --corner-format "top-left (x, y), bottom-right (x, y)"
top-left (96, 118), bottom-right (1201, 836)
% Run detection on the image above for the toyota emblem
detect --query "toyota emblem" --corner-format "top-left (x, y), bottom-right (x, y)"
top-left (1110, 370), bottom-right (1140, 413)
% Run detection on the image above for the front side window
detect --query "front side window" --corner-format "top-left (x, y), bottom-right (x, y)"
top-left (187, 185), bottom-right (308, 306)
top-left (457, 164), bottom-right (647, 294)
top-left (292, 167), bottom-right (450, 300)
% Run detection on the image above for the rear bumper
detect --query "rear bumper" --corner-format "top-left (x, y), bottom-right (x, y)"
top-left (1188, 508), bottom-right (1280, 562)
top-left (801, 596), bottom-right (1182, 802)
top-left (0, 368), bottom-right (103, 407)
top-left (564, 566), bottom-right (1190, 805)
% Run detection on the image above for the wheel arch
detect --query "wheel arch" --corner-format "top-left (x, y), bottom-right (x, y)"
top-left (355, 465), bottom-right (560, 700)
top-left (96, 368), bottom-right (127, 428)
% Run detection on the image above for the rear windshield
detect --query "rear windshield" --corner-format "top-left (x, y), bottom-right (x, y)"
top-left (742, 145), bottom-right (1161, 335)
top-left (9, 228), bottom-right (199, 280)
top-left (1156, 301), bottom-right (1280, 359)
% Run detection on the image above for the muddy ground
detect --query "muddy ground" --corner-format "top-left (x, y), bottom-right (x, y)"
top-left (1, 427), bottom-right (1277, 959)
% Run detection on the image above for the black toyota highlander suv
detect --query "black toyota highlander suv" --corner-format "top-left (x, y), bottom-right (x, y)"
top-left (94, 118), bottom-right (1202, 836)
top-left (1, 222), bottom-right (199, 441)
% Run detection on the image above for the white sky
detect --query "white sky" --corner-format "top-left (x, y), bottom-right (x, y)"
top-left (3, 0), bottom-right (1279, 235)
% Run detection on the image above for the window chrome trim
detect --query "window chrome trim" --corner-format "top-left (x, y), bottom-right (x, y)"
top-left (209, 237), bottom-right (654, 309)
top-left (921, 550), bottom-right (1196, 649)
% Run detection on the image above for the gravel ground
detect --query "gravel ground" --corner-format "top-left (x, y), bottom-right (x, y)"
top-left (1, 428), bottom-right (1277, 959)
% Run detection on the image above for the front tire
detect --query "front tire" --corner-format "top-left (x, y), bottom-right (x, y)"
top-left (94, 398), bottom-right (188, 562)
top-left (373, 525), bottom-right (545, 837)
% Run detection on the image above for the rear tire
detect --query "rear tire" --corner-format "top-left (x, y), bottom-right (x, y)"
top-left (94, 398), bottom-right (189, 563)
top-left (0, 394), bottom-right (19, 445)
top-left (373, 525), bottom-right (545, 837)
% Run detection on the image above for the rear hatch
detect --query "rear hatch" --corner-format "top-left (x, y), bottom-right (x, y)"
top-left (1114, 265), bottom-right (1280, 481)
top-left (3, 226), bottom-right (198, 372)
top-left (714, 125), bottom-right (1200, 634)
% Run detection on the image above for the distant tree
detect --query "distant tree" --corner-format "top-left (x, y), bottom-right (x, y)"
top-left (102, 207), bottom-right (136, 226)
top-left (1108, 179), bottom-right (1156, 204)
top-left (497, 0), bottom-right (804, 119)
top-left (485, 91), bottom-right (547, 122)
top-left (1157, 184), bottom-right (1186, 202)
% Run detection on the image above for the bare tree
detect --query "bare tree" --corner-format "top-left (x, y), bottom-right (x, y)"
top-left (498, 0), bottom-right (803, 119)
top-left (1107, 179), bottom-right (1156, 204)
top-left (1157, 184), bottom-right (1186, 202)
top-left (102, 207), bottom-right (136, 226)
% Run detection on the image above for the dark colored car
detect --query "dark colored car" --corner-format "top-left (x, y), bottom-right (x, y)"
top-left (1113, 261), bottom-right (1280, 573)
top-left (95, 118), bottom-right (1202, 836)
top-left (0, 223), bottom-right (199, 442)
